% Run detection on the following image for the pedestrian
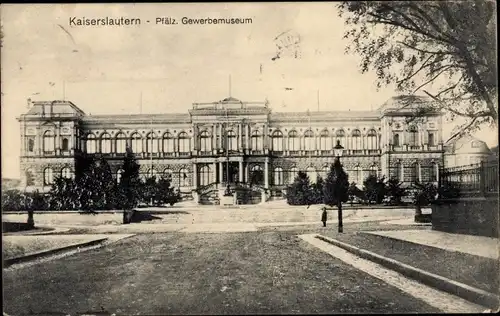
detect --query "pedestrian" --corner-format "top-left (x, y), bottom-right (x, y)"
top-left (321, 207), bottom-right (327, 227)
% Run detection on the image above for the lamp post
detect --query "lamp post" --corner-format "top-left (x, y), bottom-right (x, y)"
top-left (334, 140), bottom-right (345, 233)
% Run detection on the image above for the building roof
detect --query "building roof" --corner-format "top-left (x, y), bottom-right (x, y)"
top-left (445, 135), bottom-right (492, 155)
top-left (22, 100), bottom-right (86, 117)
top-left (377, 95), bottom-right (441, 116)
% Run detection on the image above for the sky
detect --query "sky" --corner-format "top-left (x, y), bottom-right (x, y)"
top-left (1, 3), bottom-right (497, 179)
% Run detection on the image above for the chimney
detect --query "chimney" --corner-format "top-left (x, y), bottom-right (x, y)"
top-left (26, 98), bottom-right (32, 109)
top-left (50, 101), bottom-right (54, 116)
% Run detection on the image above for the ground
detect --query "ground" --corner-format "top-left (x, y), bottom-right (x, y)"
top-left (3, 224), bottom-right (441, 315)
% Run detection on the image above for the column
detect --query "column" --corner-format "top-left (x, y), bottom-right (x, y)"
top-left (36, 127), bottom-right (42, 155)
top-left (213, 162), bottom-right (217, 183)
top-left (212, 125), bottom-right (217, 151)
top-left (219, 161), bottom-right (223, 183)
top-left (55, 124), bottom-right (61, 155)
top-left (238, 124), bottom-right (242, 150)
top-left (264, 158), bottom-right (269, 189)
top-left (245, 125), bottom-right (250, 150)
top-left (192, 163), bottom-right (197, 188)
top-left (245, 163), bottom-right (249, 183)
top-left (239, 161), bottom-right (243, 183)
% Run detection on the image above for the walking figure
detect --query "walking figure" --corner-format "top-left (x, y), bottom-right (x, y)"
top-left (321, 207), bottom-right (327, 227)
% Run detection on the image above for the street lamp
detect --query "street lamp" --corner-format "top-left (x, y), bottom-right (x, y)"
top-left (334, 140), bottom-right (345, 233)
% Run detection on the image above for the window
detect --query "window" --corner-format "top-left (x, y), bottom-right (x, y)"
top-left (146, 132), bottom-right (158, 153)
top-left (227, 130), bottom-right (238, 151)
top-left (289, 167), bottom-right (299, 184)
top-left (369, 165), bottom-right (377, 178)
top-left (43, 168), bottom-right (53, 185)
top-left (319, 130), bottom-right (330, 151)
top-left (163, 168), bottom-right (173, 180)
top-left (288, 130), bottom-right (299, 151)
top-left (43, 130), bottom-right (55, 152)
top-left (409, 163), bottom-right (419, 183)
top-left (61, 167), bottom-right (72, 179)
top-left (100, 133), bottom-right (111, 154)
top-left (178, 132), bottom-right (190, 153)
top-left (395, 163), bottom-right (402, 181)
top-left (199, 165), bottom-right (212, 186)
top-left (354, 166), bottom-right (362, 184)
top-left (25, 169), bottom-right (35, 186)
top-left (335, 130), bottom-right (346, 148)
top-left (130, 132), bottom-right (142, 153)
top-left (200, 130), bottom-right (212, 152)
top-left (61, 138), bottom-right (69, 151)
top-left (427, 133), bottom-right (435, 146)
top-left (429, 162), bottom-right (438, 182)
top-left (27, 138), bottom-right (35, 152)
top-left (115, 132), bottom-right (127, 154)
top-left (85, 133), bottom-right (96, 154)
top-left (367, 129), bottom-right (377, 150)
top-left (163, 132), bottom-right (174, 153)
top-left (178, 168), bottom-right (189, 187)
top-left (408, 126), bottom-right (418, 146)
top-left (116, 169), bottom-right (124, 184)
top-left (272, 130), bottom-right (283, 151)
top-left (306, 166), bottom-right (317, 183)
top-left (351, 129), bottom-right (362, 150)
top-left (274, 167), bottom-right (284, 185)
top-left (320, 165), bottom-right (329, 179)
top-left (146, 168), bottom-right (157, 179)
top-left (393, 133), bottom-right (400, 147)
top-left (304, 130), bottom-right (315, 151)
top-left (251, 130), bottom-right (263, 151)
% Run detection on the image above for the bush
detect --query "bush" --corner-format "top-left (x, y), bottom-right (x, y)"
top-left (363, 174), bottom-right (386, 204)
top-left (385, 178), bottom-right (407, 205)
top-left (347, 182), bottom-right (364, 205)
top-left (323, 160), bottom-right (349, 207)
top-left (287, 171), bottom-right (314, 205)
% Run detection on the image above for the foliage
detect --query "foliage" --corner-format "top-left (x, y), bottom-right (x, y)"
top-left (412, 182), bottom-right (438, 207)
top-left (249, 168), bottom-right (264, 187)
top-left (338, 1), bottom-right (497, 140)
top-left (311, 176), bottom-right (325, 205)
top-left (1, 189), bottom-right (49, 212)
top-left (287, 171), bottom-right (314, 205)
top-left (363, 175), bottom-right (387, 204)
top-left (119, 146), bottom-right (142, 210)
top-left (385, 178), bottom-right (407, 205)
top-left (323, 160), bottom-right (349, 207)
top-left (347, 182), bottom-right (364, 205)
top-left (140, 176), bottom-right (179, 206)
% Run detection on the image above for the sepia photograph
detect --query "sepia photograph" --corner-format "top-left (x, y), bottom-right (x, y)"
top-left (1, 2), bottom-right (498, 315)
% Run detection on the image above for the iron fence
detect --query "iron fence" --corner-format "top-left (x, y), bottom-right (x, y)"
top-left (440, 161), bottom-right (498, 196)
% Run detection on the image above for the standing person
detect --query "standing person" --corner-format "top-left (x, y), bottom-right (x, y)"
top-left (321, 207), bottom-right (327, 227)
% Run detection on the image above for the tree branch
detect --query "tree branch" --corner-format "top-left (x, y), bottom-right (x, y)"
top-left (445, 116), bottom-right (479, 143)
top-left (412, 65), bottom-right (454, 93)
top-left (397, 40), bottom-right (456, 56)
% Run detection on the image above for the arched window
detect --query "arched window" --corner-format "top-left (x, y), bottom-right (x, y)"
top-left (199, 165), bottom-right (212, 186)
top-left (354, 166), bottom-right (362, 185)
top-left (319, 130), bottom-right (330, 151)
top-left (178, 132), bottom-right (190, 153)
top-left (409, 162), bottom-right (419, 183)
top-left (369, 164), bottom-right (377, 178)
top-left (430, 162), bottom-right (438, 182)
top-left (408, 126), bottom-right (418, 146)
top-left (61, 138), bottom-right (69, 151)
top-left (146, 132), bottom-right (158, 154)
top-left (288, 130), bottom-right (299, 151)
top-left (289, 167), bottom-right (299, 184)
top-left (251, 130), bottom-right (262, 151)
top-left (146, 168), bottom-right (158, 179)
top-left (335, 129), bottom-right (346, 148)
top-left (320, 165), bottom-right (330, 179)
top-left (43, 130), bottom-right (55, 152)
top-left (163, 168), bottom-right (173, 180)
top-left (130, 132), bottom-right (142, 153)
top-left (428, 132), bottom-right (435, 146)
top-left (395, 162), bottom-right (402, 181)
top-left (27, 138), bottom-right (35, 152)
top-left (351, 129), bottom-right (362, 150)
top-left (306, 166), bottom-right (317, 183)
top-left (227, 130), bottom-right (237, 151)
top-left (115, 132), bottom-right (127, 154)
top-left (178, 168), bottom-right (189, 187)
top-left (116, 169), bottom-right (124, 184)
top-left (61, 167), bottom-right (72, 179)
top-left (85, 133), bottom-right (96, 154)
top-left (271, 130), bottom-right (283, 152)
top-left (163, 132), bottom-right (174, 153)
top-left (43, 168), bottom-right (53, 185)
top-left (304, 130), bottom-right (315, 151)
top-left (200, 130), bottom-right (212, 152)
top-left (367, 129), bottom-right (377, 150)
top-left (100, 133), bottom-right (111, 154)
top-left (274, 167), bottom-right (284, 185)
top-left (25, 169), bottom-right (35, 186)
top-left (393, 133), bottom-right (400, 147)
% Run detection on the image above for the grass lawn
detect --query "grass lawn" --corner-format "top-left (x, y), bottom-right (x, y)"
top-left (2, 235), bottom-right (107, 260)
top-left (319, 231), bottom-right (499, 294)
top-left (3, 231), bottom-right (441, 315)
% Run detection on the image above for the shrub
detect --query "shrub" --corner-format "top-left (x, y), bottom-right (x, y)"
top-left (287, 171), bottom-right (314, 205)
top-left (363, 174), bottom-right (387, 204)
top-left (323, 160), bottom-right (349, 207)
top-left (385, 178), bottom-right (407, 205)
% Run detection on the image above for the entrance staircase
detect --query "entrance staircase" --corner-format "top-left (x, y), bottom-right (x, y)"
top-left (197, 182), bottom-right (265, 205)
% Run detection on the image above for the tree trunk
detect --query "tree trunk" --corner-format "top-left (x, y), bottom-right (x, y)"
top-left (415, 204), bottom-right (422, 216)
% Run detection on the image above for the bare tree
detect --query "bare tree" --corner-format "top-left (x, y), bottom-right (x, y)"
top-left (338, 1), bottom-right (497, 142)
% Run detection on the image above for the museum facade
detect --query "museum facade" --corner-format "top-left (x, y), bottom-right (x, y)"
top-left (18, 95), bottom-right (445, 200)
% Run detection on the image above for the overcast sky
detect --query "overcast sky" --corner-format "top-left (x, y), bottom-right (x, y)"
top-left (1, 3), bottom-right (497, 179)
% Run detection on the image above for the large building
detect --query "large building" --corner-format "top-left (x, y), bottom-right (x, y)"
top-left (17, 95), bottom-right (445, 202)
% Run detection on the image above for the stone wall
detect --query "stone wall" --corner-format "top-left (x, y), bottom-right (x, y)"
top-left (431, 196), bottom-right (499, 238)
